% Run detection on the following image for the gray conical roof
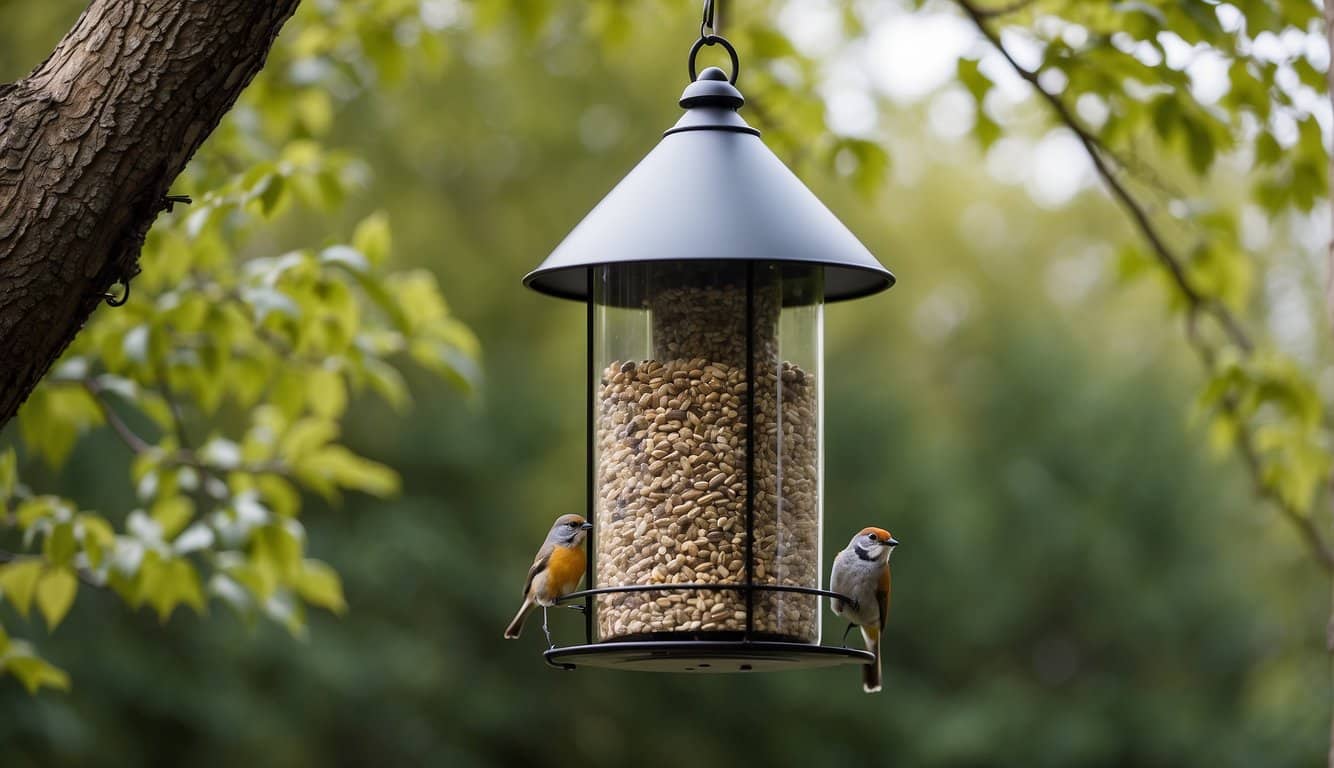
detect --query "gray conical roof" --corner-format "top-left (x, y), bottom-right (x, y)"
top-left (524, 67), bottom-right (894, 302)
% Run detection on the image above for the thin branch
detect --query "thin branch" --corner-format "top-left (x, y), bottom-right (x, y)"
top-left (83, 378), bottom-right (152, 454)
top-left (971, 0), bottom-right (1039, 19)
top-left (953, 0), bottom-right (1334, 572)
top-left (79, 377), bottom-right (287, 477)
top-left (154, 359), bottom-right (192, 451)
top-left (954, 0), bottom-right (1254, 355)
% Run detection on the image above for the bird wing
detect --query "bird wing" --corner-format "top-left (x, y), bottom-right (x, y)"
top-left (877, 566), bottom-right (891, 631)
top-left (829, 551), bottom-right (850, 612)
top-left (522, 545), bottom-right (552, 598)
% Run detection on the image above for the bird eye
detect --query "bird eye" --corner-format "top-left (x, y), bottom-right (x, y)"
top-left (866, 533), bottom-right (877, 542)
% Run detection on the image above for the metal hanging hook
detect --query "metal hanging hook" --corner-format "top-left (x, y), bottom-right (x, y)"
top-left (690, 0), bottom-right (739, 84)
top-left (687, 35), bottom-right (740, 84)
top-left (103, 277), bottom-right (130, 307)
top-left (700, 0), bottom-right (717, 38)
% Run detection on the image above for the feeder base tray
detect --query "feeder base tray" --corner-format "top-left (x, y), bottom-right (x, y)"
top-left (544, 640), bottom-right (874, 672)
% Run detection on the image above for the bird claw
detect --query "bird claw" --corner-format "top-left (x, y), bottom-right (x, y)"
top-left (541, 606), bottom-right (554, 649)
top-left (565, 603), bottom-right (587, 614)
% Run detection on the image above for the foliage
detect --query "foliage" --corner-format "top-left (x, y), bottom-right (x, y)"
top-left (948, 0), bottom-right (1333, 565)
top-left (0, 0), bottom-right (479, 690)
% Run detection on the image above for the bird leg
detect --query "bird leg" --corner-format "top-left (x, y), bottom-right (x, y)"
top-left (542, 606), bottom-right (553, 649)
top-left (841, 622), bottom-right (855, 648)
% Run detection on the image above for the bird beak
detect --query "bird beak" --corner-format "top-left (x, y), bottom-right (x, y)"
top-left (888, 537), bottom-right (900, 547)
top-left (581, 522), bottom-right (594, 531)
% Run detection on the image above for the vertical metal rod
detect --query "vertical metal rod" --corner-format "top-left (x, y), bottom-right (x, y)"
top-left (584, 268), bottom-right (595, 645)
top-left (744, 262), bottom-right (755, 638)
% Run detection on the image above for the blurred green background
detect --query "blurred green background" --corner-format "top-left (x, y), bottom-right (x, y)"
top-left (0, 1), bottom-right (1327, 765)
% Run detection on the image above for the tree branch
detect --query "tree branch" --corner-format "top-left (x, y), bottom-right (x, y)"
top-left (80, 378), bottom-right (287, 477)
top-left (953, 0), bottom-right (1334, 573)
top-left (0, 0), bottom-right (302, 429)
top-left (83, 378), bottom-right (152, 455)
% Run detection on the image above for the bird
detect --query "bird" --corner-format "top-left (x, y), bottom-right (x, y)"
top-left (504, 513), bottom-right (594, 646)
top-left (829, 527), bottom-right (899, 693)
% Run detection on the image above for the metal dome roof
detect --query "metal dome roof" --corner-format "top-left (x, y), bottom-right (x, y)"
top-left (524, 66), bottom-right (894, 303)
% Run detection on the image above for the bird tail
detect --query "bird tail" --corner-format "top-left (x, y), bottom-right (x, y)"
top-left (504, 598), bottom-right (534, 639)
top-left (861, 626), bottom-right (882, 693)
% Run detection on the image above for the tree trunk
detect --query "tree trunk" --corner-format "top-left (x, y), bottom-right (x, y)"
top-left (0, 0), bottom-right (301, 426)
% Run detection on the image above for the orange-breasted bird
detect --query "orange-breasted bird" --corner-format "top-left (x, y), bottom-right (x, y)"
top-left (829, 527), bottom-right (899, 693)
top-left (503, 513), bottom-right (593, 646)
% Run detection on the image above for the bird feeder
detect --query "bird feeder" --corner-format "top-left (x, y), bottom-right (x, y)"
top-left (524, 30), bottom-right (893, 672)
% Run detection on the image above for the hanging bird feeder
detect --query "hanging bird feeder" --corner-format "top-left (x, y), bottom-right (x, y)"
top-left (524, 4), bottom-right (894, 673)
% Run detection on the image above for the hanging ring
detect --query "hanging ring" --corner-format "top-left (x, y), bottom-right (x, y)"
top-left (687, 35), bottom-right (740, 84)
top-left (103, 278), bottom-right (130, 307)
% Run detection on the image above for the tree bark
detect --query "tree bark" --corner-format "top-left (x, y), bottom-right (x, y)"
top-left (0, 0), bottom-right (301, 426)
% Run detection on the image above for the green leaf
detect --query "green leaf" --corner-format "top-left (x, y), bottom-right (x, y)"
top-left (364, 358), bottom-right (410, 411)
top-left (270, 368), bottom-right (310, 420)
top-left (0, 560), bottom-right (44, 617)
top-left (35, 568), bottom-right (77, 631)
top-left (0, 447), bottom-right (15, 501)
top-left (1150, 96), bottom-right (1178, 142)
top-left (1182, 116), bottom-right (1216, 176)
top-left (17, 386), bottom-right (104, 467)
top-left (295, 445), bottom-right (400, 498)
top-left (1206, 415), bottom-right (1236, 459)
top-left (294, 559), bottom-right (346, 615)
top-left (43, 523), bottom-right (77, 569)
top-left (280, 417), bottom-right (338, 462)
top-left (255, 173), bottom-right (288, 217)
top-left (151, 496), bottom-right (195, 541)
top-left (79, 514), bottom-right (116, 569)
top-left (139, 556), bottom-right (207, 622)
top-left (352, 211), bottom-right (392, 266)
top-left (956, 57), bottom-right (990, 104)
top-left (252, 524), bottom-right (304, 583)
top-left (307, 368), bottom-right (348, 419)
top-left (15, 497), bottom-right (58, 529)
top-left (226, 562), bottom-right (278, 602)
top-left (256, 475), bottom-right (301, 518)
top-left (2, 644), bottom-right (70, 694)
top-left (296, 88), bottom-right (333, 135)
top-left (974, 110), bottom-right (1002, 151)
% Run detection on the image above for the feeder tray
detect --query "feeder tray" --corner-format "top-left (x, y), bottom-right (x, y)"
top-left (546, 640), bottom-right (874, 673)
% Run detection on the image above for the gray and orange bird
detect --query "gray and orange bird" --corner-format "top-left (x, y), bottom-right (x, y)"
top-left (503, 514), bottom-right (593, 646)
top-left (830, 527), bottom-right (899, 693)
